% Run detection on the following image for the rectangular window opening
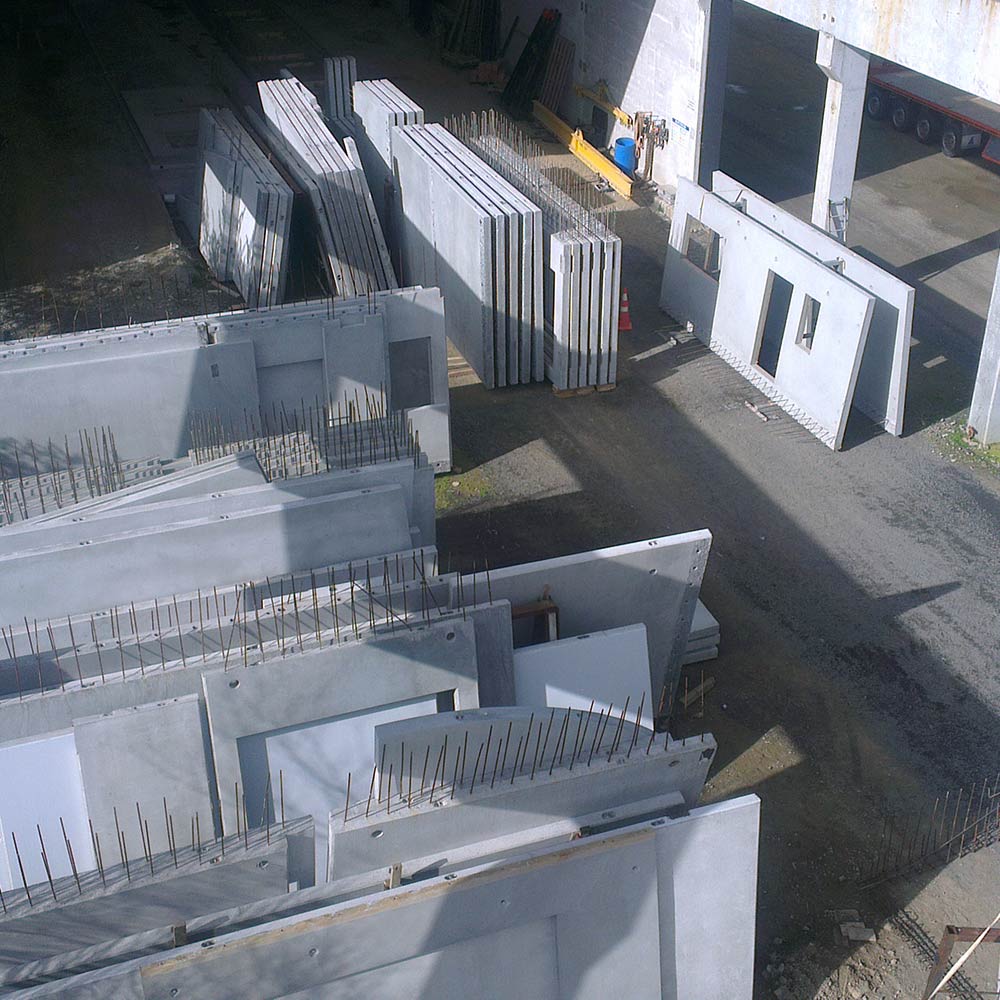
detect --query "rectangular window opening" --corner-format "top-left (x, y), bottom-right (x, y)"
top-left (797, 295), bottom-right (820, 352)
top-left (683, 221), bottom-right (723, 282)
top-left (754, 271), bottom-right (794, 378)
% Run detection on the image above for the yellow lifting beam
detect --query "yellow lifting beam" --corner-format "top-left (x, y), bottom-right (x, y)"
top-left (573, 82), bottom-right (633, 128)
top-left (531, 101), bottom-right (634, 200)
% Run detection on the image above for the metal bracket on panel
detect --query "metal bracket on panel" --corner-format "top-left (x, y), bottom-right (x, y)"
top-left (384, 862), bottom-right (402, 889)
top-left (828, 199), bottom-right (849, 243)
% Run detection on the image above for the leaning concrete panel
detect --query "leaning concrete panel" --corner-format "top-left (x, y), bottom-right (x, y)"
top-left (0, 828), bottom-right (296, 977)
top-left (661, 178), bottom-right (876, 449)
top-left (73, 695), bottom-right (214, 860)
top-left (0, 733), bottom-right (93, 891)
top-left (202, 620), bottom-right (480, 836)
top-left (657, 795), bottom-right (760, 1000)
top-left (332, 721), bottom-right (713, 880)
top-left (55, 819), bottom-right (663, 999)
top-left (0, 464), bottom-right (429, 556)
top-left (512, 624), bottom-right (654, 729)
top-left (0, 341), bottom-right (260, 462)
top-left (460, 532), bottom-right (711, 710)
top-left (28, 453), bottom-right (266, 525)
top-left (712, 171), bottom-right (913, 436)
top-left (0, 485), bottom-right (412, 622)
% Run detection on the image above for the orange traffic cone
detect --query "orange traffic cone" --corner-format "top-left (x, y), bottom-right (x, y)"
top-left (618, 288), bottom-right (632, 331)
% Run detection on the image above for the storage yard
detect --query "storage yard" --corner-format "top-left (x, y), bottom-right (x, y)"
top-left (0, 0), bottom-right (998, 996)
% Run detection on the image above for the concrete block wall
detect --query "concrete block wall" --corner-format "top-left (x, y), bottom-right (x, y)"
top-left (501, 0), bottom-right (727, 190)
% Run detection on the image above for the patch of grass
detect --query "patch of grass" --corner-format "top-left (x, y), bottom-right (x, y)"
top-left (435, 466), bottom-right (494, 514)
top-left (943, 425), bottom-right (1000, 475)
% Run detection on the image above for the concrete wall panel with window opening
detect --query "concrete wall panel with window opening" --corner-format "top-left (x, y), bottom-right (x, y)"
top-left (661, 178), bottom-right (875, 449)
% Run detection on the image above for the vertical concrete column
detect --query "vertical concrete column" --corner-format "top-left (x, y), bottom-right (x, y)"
top-left (697, 0), bottom-right (734, 189)
top-left (969, 261), bottom-right (1000, 444)
top-left (812, 33), bottom-right (868, 240)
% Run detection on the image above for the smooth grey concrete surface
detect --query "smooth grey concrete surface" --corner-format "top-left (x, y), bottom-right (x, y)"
top-left (466, 127), bottom-right (618, 387)
top-left (34, 799), bottom-right (758, 1000)
top-left (712, 170), bottom-right (914, 436)
top-left (0, 550), bottom-right (449, 708)
top-left (512, 623), bottom-right (654, 729)
top-left (0, 485), bottom-right (412, 621)
top-left (740, 0), bottom-right (1000, 104)
top-left (202, 620), bottom-right (480, 835)
top-left (392, 124), bottom-right (544, 388)
top-left (0, 340), bottom-right (260, 461)
top-left (45, 821), bottom-right (663, 999)
top-left (0, 541), bottom-right (439, 690)
top-left (0, 288), bottom-right (451, 469)
top-left (0, 472), bottom-right (416, 554)
top-left (460, 601), bottom-right (515, 708)
top-left (352, 79), bottom-right (423, 240)
top-left (0, 732), bottom-right (93, 890)
top-left (662, 178), bottom-right (875, 449)
top-left (811, 33), bottom-right (868, 237)
top-left (329, 728), bottom-right (714, 880)
top-left (969, 264), bottom-right (1000, 443)
top-left (324, 57), bottom-right (357, 123)
top-left (3, 459), bottom-right (435, 551)
top-left (258, 76), bottom-right (396, 297)
top-left (73, 695), bottom-right (214, 859)
top-left (657, 795), bottom-right (759, 1000)
top-left (29, 453), bottom-right (266, 525)
top-left (460, 532), bottom-right (710, 709)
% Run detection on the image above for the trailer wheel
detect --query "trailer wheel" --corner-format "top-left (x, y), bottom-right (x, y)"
top-left (866, 87), bottom-right (889, 120)
top-left (890, 99), bottom-right (916, 132)
top-left (941, 120), bottom-right (984, 157)
top-left (915, 111), bottom-right (941, 144)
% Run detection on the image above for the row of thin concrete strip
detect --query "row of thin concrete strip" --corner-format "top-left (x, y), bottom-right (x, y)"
top-left (449, 112), bottom-right (621, 389)
top-left (344, 67), bottom-right (620, 389)
top-left (257, 77), bottom-right (396, 297)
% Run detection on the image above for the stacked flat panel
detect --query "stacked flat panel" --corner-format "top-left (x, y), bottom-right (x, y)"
top-left (257, 76), bottom-right (397, 298)
top-left (391, 123), bottom-right (544, 388)
top-left (323, 56), bottom-right (357, 123)
top-left (352, 79), bottom-right (424, 242)
top-left (452, 115), bottom-right (621, 390)
top-left (197, 108), bottom-right (292, 308)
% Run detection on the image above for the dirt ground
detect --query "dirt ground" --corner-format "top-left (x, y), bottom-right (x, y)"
top-left (1, 0), bottom-right (998, 996)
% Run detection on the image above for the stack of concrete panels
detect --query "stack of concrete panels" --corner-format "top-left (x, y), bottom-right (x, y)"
top-left (197, 108), bottom-right (292, 308)
top-left (352, 79), bottom-right (424, 240)
top-left (0, 518), bottom-right (744, 996)
top-left (450, 111), bottom-right (621, 389)
top-left (258, 76), bottom-right (396, 297)
top-left (684, 600), bottom-right (720, 665)
top-left (0, 287), bottom-right (451, 471)
top-left (392, 123), bottom-right (544, 388)
top-left (323, 55), bottom-right (357, 128)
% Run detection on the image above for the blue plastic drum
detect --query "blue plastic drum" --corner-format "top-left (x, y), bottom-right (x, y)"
top-left (614, 137), bottom-right (637, 177)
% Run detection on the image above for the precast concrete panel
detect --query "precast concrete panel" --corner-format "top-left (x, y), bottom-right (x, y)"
top-left (712, 171), bottom-right (913, 436)
top-left (459, 532), bottom-right (711, 710)
top-left (202, 620), bottom-right (479, 836)
top-left (661, 178), bottom-right (876, 449)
